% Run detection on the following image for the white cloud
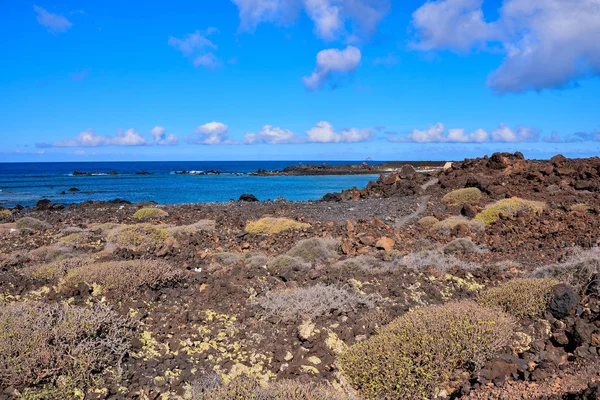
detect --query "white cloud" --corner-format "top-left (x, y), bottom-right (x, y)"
top-left (33, 5), bottom-right (72, 33)
top-left (303, 46), bottom-right (361, 90)
top-left (150, 126), bottom-right (179, 145)
top-left (411, 0), bottom-right (600, 93)
top-left (169, 30), bottom-right (222, 68)
top-left (42, 129), bottom-right (151, 147)
top-left (188, 122), bottom-right (235, 145)
top-left (391, 122), bottom-right (535, 143)
top-left (306, 121), bottom-right (373, 143)
top-left (244, 125), bottom-right (299, 144)
top-left (231, 0), bottom-right (390, 41)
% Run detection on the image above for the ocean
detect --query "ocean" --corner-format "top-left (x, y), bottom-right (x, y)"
top-left (0, 161), bottom-right (380, 208)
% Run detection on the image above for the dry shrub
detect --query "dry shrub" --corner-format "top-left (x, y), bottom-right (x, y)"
top-left (245, 254), bottom-right (271, 268)
top-left (417, 216), bottom-right (439, 228)
top-left (195, 376), bottom-right (349, 400)
top-left (25, 257), bottom-right (91, 281)
top-left (213, 252), bottom-right (244, 265)
top-left (107, 223), bottom-right (169, 249)
top-left (441, 187), bottom-right (482, 206)
top-left (268, 255), bottom-right (311, 270)
top-left (570, 203), bottom-right (593, 213)
top-left (475, 197), bottom-right (546, 224)
top-left (168, 220), bottom-right (216, 236)
top-left (332, 255), bottom-right (384, 272)
top-left (0, 210), bottom-right (11, 217)
top-left (26, 244), bottom-right (74, 264)
top-left (339, 301), bottom-right (515, 399)
top-left (534, 247), bottom-right (600, 294)
top-left (62, 260), bottom-right (184, 300)
top-left (286, 237), bottom-right (338, 263)
top-left (0, 302), bottom-right (134, 389)
top-left (59, 231), bottom-right (104, 251)
top-left (431, 216), bottom-right (485, 234)
top-left (478, 278), bottom-right (559, 319)
top-left (16, 217), bottom-right (52, 232)
top-left (254, 283), bottom-right (377, 321)
top-left (132, 207), bottom-right (168, 220)
top-left (395, 249), bottom-right (478, 271)
top-left (245, 217), bottom-right (311, 235)
top-left (443, 238), bottom-right (482, 255)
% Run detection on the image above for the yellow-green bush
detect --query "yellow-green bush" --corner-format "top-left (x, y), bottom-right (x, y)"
top-left (431, 216), bottom-right (485, 234)
top-left (478, 278), bottom-right (559, 319)
top-left (475, 197), bottom-right (546, 224)
top-left (59, 231), bottom-right (104, 250)
top-left (245, 217), bottom-right (310, 235)
top-left (339, 301), bottom-right (515, 399)
top-left (62, 260), bottom-right (184, 300)
top-left (27, 257), bottom-right (90, 281)
top-left (132, 207), bottom-right (168, 220)
top-left (107, 223), bottom-right (169, 249)
top-left (0, 210), bottom-right (11, 216)
top-left (441, 187), bottom-right (482, 206)
top-left (417, 216), bottom-right (439, 228)
top-left (0, 302), bottom-right (134, 391)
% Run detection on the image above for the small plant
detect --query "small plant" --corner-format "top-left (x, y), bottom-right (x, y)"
top-left (441, 187), bottom-right (482, 206)
top-left (431, 216), bottom-right (485, 234)
top-left (339, 301), bottom-right (515, 399)
top-left (570, 203), bottom-right (593, 213)
top-left (168, 220), bottom-right (216, 236)
top-left (268, 255), bottom-right (311, 270)
top-left (478, 278), bottom-right (559, 319)
top-left (443, 238), bottom-right (481, 255)
top-left (62, 259), bottom-right (184, 300)
top-left (255, 283), bottom-right (378, 321)
top-left (15, 217), bottom-right (52, 231)
top-left (107, 223), bottom-right (169, 249)
top-left (475, 197), bottom-right (546, 224)
top-left (132, 207), bottom-right (168, 220)
top-left (0, 302), bottom-right (134, 390)
top-left (286, 237), bottom-right (338, 263)
top-left (417, 216), bottom-right (439, 228)
top-left (0, 209), bottom-right (11, 216)
top-left (245, 217), bottom-right (311, 235)
top-left (59, 231), bottom-right (104, 250)
top-left (332, 255), bottom-right (384, 272)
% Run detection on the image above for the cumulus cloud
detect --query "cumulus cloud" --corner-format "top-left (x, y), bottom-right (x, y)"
top-left (231, 0), bottom-right (390, 41)
top-left (188, 122), bottom-right (236, 145)
top-left (303, 46), bottom-right (361, 90)
top-left (390, 122), bottom-right (537, 143)
top-left (34, 5), bottom-right (72, 33)
top-left (169, 29), bottom-right (222, 68)
top-left (244, 125), bottom-right (299, 144)
top-left (37, 129), bottom-right (151, 148)
top-left (306, 121), bottom-right (373, 143)
top-left (410, 0), bottom-right (600, 93)
top-left (150, 126), bottom-right (179, 145)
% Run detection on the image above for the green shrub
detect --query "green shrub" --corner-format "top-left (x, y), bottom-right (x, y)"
top-left (62, 260), bottom-right (184, 300)
top-left (286, 238), bottom-right (338, 263)
top-left (0, 302), bottom-right (134, 390)
top-left (107, 223), bottom-right (169, 249)
top-left (417, 216), bottom-right (439, 228)
top-left (16, 217), bottom-right (52, 231)
top-left (245, 217), bottom-right (310, 235)
top-left (132, 207), bottom-right (168, 220)
top-left (0, 210), bottom-right (11, 217)
top-left (339, 301), bottom-right (515, 399)
top-left (475, 197), bottom-right (546, 224)
top-left (441, 187), bottom-right (482, 206)
top-left (478, 278), bottom-right (559, 319)
top-left (431, 216), bottom-right (485, 234)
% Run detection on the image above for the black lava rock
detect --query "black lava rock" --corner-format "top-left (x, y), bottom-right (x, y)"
top-left (238, 194), bottom-right (259, 202)
top-left (548, 283), bottom-right (580, 319)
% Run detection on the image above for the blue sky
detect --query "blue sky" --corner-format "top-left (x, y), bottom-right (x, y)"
top-left (1, 0), bottom-right (599, 162)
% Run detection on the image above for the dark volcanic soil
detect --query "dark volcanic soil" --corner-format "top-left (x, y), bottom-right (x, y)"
top-left (1, 152), bottom-right (600, 399)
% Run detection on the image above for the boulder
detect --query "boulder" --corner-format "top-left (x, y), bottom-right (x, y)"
top-left (548, 283), bottom-right (579, 319)
top-left (238, 194), bottom-right (259, 202)
top-left (375, 237), bottom-right (395, 251)
top-left (34, 199), bottom-right (52, 211)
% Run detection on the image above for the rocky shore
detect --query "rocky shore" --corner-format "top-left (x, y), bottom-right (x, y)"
top-left (249, 161), bottom-right (447, 176)
top-left (1, 152), bottom-right (600, 399)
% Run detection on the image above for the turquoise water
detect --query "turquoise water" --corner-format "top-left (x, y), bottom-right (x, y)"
top-left (0, 161), bottom-right (379, 207)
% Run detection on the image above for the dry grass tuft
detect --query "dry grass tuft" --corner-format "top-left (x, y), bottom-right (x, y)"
top-left (132, 207), bottom-right (168, 220)
top-left (441, 187), bottom-right (482, 206)
top-left (213, 252), bottom-right (244, 265)
top-left (62, 259), bottom-right (184, 300)
top-left (475, 197), bottom-right (546, 224)
top-left (431, 216), bottom-right (485, 234)
top-left (168, 220), bottom-right (216, 236)
top-left (107, 223), bottom-right (169, 249)
top-left (443, 238), bottom-right (482, 255)
top-left (478, 278), bottom-right (559, 319)
top-left (15, 217), bottom-right (52, 232)
top-left (570, 203), bottom-right (593, 213)
top-left (59, 231), bottom-right (104, 251)
top-left (534, 247), bottom-right (600, 294)
top-left (245, 217), bottom-right (311, 235)
top-left (339, 301), bottom-right (515, 399)
top-left (254, 283), bottom-right (378, 321)
top-left (332, 255), bottom-right (384, 272)
top-left (285, 237), bottom-right (339, 263)
top-left (417, 216), bottom-right (439, 228)
top-left (267, 255), bottom-right (311, 270)
top-left (395, 249), bottom-right (478, 271)
top-left (25, 257), bottom-right (91, 281)
top-left (0, 302), bottom-right (134, 390)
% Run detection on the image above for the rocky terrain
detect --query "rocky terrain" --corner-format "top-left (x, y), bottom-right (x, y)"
top-left (1, 152), bottom-right (600, 399)
top-left (250, 161), bottom-right (446, 176)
